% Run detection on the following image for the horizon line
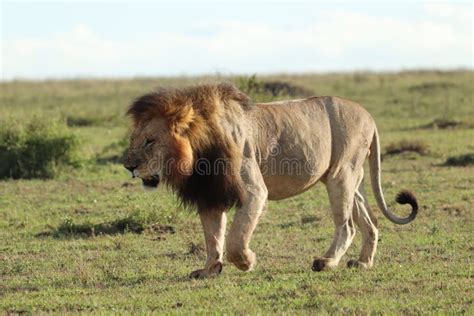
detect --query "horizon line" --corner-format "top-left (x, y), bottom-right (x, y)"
top-left (1, 67), bottom-right (473, 83)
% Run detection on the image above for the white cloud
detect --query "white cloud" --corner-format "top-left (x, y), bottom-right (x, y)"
top-left (423, 2), bottom-right (472, 21)
top-left (2, 8), bottom-right (472, 79)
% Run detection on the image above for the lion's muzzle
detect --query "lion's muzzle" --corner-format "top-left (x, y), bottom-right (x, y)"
top-left (124, 163), bottom-right (138, 174)
top-left (142, 174), bottom-right (160, 188)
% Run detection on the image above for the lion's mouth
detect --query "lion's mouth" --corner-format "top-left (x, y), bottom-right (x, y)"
top-left (142, 174), bottom-right (160, 188)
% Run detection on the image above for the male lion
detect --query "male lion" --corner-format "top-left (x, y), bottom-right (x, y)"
top-left (124, 83), bottom-right (417, 278)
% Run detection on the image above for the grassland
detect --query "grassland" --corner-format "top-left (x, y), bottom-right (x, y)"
top-left (1, 71), bottom-right (473, 314)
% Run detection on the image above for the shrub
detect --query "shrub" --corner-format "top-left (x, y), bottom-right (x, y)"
top-left (444, 153), bottom-right (474, 167)
top-left (262, 81), bottom-right (313, 97)
top-left (385, 139), bottom-right (428, 156)
top-left (236, 74), bottom-right (263, 95)
top-left (236, 75), bottom-right (313, 101)
top-left (0, 118), bottom-right (79, 179)
top-left (425, 118), bottom-right (463, 129)
top-left (431, 118), bottom-right (463, 129)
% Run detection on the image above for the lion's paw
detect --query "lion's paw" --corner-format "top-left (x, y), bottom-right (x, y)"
top-left (189, 262), bottom-right (223, 279)
top-left (227, 249), bottom-right (256, 271)
top-left (347, 259), bottom-right (371, 269)
top-left (312, 257), bottom-right (337, 272)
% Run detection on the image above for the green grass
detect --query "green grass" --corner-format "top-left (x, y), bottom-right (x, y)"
top-left (1, 71), bottom-right (473, 313)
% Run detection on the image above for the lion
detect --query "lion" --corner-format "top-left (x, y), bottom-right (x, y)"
top-left (124, 83), bottom-right (418, 278)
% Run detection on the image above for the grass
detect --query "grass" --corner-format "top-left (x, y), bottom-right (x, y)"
top-left (1, 71), bottom-right (473, 314)
top-left (66, 115), bottom-right (103, 127)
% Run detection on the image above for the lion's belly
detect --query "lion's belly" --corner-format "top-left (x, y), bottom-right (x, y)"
top-left (263, 174), bottom-right (322, 200)
top-left (251, 97), bottom-right (333, 199)
top-left (260, 149), bottom-right (330, 200)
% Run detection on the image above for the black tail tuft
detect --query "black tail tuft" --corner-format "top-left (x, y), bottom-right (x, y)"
top-left (395, 190), bottom-right (419, 222)
top-left (396, 190), bottom-right (418, 208)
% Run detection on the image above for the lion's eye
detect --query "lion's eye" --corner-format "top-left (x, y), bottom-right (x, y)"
top-left (144, 139), bottom-right (155, 147)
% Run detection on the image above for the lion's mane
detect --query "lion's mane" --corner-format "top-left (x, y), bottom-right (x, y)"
top-left (127, 83), bottom-right (253, 211)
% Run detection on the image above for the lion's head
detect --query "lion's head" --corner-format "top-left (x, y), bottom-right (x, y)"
top-left (124, 83), bottom-right (252, 210)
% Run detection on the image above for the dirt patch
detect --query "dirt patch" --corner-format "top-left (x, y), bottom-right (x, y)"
top-left (301, 215), bottom-right (320, 225)
top-left (151, 223), bottom-right (176, 234)
top-left (441, 206), bottom-right (464, 217)
top-left (187, 242), bottom-right (205, 256)
top-left (279, 215), bottom-right (321, 229)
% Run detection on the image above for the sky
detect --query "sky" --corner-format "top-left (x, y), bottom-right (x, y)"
top-left (1, 1), bottom-right (473, 80)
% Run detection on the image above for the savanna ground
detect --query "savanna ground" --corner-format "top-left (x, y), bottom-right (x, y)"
top-left (1, 71), bottom-right (473, 314)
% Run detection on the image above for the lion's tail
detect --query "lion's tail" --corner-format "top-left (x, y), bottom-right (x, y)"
top-left (368, 128), bottom-right (418, 225)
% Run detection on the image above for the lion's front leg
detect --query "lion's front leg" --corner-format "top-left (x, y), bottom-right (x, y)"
top-left (226, 159), bottom-right (268, 272)
top-left (189, 209), bottom-right (227, 279)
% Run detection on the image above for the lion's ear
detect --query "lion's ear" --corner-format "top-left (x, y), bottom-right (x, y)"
top-left (170, 105), bottom-right (195, 134)
top-left (217, 83), bottom-right (252, 108)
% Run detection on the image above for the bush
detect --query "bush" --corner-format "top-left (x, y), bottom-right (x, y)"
top-left (385, 139), bottom-right (428, 156)
top-left (425, 118), bottom-right (463, 129)
top-left (444, 153), bottom-right (474, 167)
top-left (0, 118), bottom-right (79, 179)
top-left (236, 74), bottom-right (313, 101)
top-left (262, 81), bottom-right (313, 97)
top-left (236, 74), bottom-right (263, 95)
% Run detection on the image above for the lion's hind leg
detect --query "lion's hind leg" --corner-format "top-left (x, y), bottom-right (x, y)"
top-left (347, 174), bottom-right (379, 269)
top-left (313, 165), bottom-right (358, 271)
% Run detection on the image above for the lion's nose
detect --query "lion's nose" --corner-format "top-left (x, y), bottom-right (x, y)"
top-left (124, 164), bottom-right (138, 173)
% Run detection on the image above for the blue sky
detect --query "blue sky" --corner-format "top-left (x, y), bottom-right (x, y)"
top-left (1, 1), bottom-right (472, 79)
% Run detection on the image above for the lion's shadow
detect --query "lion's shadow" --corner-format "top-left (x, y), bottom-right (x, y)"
top-left (35, 217), bottom-right (175, 239)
